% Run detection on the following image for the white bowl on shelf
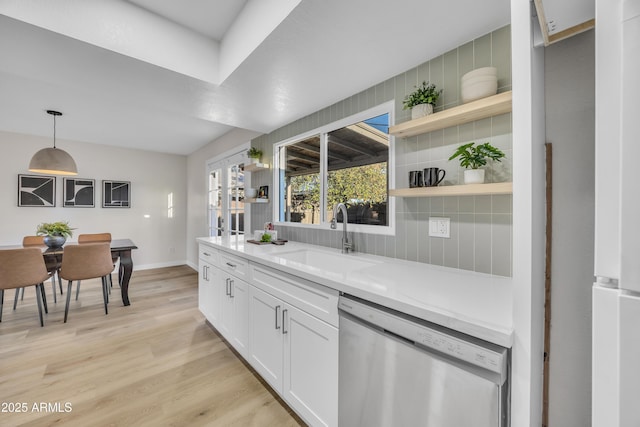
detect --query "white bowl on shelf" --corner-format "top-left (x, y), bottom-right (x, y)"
top-left (461, 66), bottom-right (497, 82)
top-left (245, 187), bottom-right (258, 198)
top-left (461, 67), bottom-right (498, 103)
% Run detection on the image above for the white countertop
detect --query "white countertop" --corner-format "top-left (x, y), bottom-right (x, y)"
top-left (197, 236), bottom-right (514, 347)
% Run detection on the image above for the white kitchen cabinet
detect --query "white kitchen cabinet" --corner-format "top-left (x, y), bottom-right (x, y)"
top-left (283, 303), bottom-right (338, 427)
top-left (198, 245), bottom-right (220, 325)
top-left (217, 275), bottom-right (233, 339)
top-left (248, 285), bottom-right (284, 390)
top-left (219, 275), bottom-right (249, 359)
top-left (248, 284), bottom-right (338, 427)
top-left (212, 254), bottom-right (250, 359)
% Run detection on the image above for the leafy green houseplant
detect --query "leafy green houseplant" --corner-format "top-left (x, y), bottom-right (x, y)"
top-left (247, 147), bottom-right (263, 163)
top-left (403, 81), bottom-right (442, 119)
top-left (36, 221), bottom-right (75, 247)
top-left (260, 232), bottom-right (272, 243)
top-left (448, 142), bottom-right (505, 184)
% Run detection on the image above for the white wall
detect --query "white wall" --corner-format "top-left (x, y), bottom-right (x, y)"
top-left (185, 128), bottom-right (262, 269)
top-left (545, 29), bottom-right (595, 427)
top-left (0, 131), bottom-right (187, 270)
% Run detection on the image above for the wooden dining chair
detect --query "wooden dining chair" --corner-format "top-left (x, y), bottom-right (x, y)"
top-left (76, 233), bottom-right (113, 301)
top-left (59, 242), bottom-right (114, 323)
top-left (0, 247), bottom-right (51, 327)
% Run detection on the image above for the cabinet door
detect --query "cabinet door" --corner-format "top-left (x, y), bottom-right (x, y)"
top-left (218, 275), bottom-right (233, 341)
top-left (230, 277), bottom-right (249, 359)
top-left (283, 303), bottom-right (338, 427)
top-left (248, 285), bottom-right (284, 393)
top-left (198, 261), bottom-right (219, 325)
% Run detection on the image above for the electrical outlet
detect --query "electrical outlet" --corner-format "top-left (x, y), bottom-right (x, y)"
top-left (429, 217), bottom-right (450, 238)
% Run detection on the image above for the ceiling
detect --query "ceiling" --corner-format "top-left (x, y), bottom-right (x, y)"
top-left (0, 0), bottom-right (511, 156)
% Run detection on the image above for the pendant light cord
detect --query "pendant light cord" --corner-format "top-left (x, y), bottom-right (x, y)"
top-left (53, 113), bottom-right (57, 149)
top-left (46, 110), bottom-right (62, 149)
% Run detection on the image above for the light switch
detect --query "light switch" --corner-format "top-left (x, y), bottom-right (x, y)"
top-left (429, 217), bottom-right (450, 238)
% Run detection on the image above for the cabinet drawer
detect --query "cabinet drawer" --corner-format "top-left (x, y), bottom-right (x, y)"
top-left (251, 264), bottom-right (339, 327)
top-left (220, 252), bottom-right (249, 279)
top-left (199, 244), bottom-right (219, 266)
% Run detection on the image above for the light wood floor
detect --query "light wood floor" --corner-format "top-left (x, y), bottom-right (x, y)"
top-left (0, 266), bottom-right (305, 427)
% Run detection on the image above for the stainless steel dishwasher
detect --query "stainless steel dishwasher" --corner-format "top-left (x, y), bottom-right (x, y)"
top-left (338, 294), bottom-right (509, 427)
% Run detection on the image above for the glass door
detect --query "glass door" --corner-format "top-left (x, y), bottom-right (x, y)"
top-left (227, 163), bottom-right (245, 236)
top-left (207, 150), bottom-right (248, 237)
top-left (208, 167), bottom-right (223, 236)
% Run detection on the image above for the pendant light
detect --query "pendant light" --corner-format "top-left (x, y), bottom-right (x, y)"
top-left (29, 110), bottom-right (78, 176)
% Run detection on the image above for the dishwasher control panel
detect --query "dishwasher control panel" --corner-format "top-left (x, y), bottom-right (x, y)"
top-left (414, 329), bottom-right (505, 374)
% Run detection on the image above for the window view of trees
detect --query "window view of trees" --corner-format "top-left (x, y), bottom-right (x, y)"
top-left (326, 162), bottom-right (387, 226)
top-left (278, 112), bottom-right (390, 227)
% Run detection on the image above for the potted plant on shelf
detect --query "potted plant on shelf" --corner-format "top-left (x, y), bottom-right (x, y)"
top-left (247, 147), bottom-right (263, 164)
top-left (403, 81), bottom-right (442, 119)
top-left (36, 221), bottom-right (75, 248)
top-left (448, 142), bottom-right (505, 184)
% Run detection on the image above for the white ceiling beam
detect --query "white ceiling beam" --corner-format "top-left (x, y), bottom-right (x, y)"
top-left (0, 0), bottom-right (220, 83)
top-left (219, 0), bottom-right (301, 82)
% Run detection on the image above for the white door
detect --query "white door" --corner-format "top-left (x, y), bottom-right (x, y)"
top-left (618, 294), bottom-right (640, 425)
top-left (248, 285), bottom-right (284, 393)
top-left (619, 0), bottom-right (640, 290)
top-left (592, 286), bottom-right (620, 426)
top-left (207, 150), bottom-right (249, 238)
top-left (283, 303), bottom-right (339, 427)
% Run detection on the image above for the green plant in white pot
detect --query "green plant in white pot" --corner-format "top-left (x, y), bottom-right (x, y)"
top-left (448, 142), bottom-right (505, 184)
top-left (247, 147), bottom-right (263, 164)
top-left (36, 221), bottom-right (75, 248)
top-left (403, 81), bottom-right (442, 119)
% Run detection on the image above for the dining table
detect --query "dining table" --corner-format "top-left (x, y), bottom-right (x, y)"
top-left (2, 238), bottom-right (138, 306)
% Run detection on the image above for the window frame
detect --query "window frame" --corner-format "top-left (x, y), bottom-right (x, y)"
top-left (273, 101), bottom-right (395, 236)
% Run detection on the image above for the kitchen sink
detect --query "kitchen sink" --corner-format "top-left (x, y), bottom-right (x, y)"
top-left (276, 249), bottom-right (378, 274)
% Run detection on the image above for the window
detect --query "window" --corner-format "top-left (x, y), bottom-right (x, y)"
top-left (274, 103), bottom-right (394, 234)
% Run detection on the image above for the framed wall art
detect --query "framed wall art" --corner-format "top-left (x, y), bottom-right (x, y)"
top-left (258, 185), bottom-right (269, 199)
top-left (63, 178), bottom-right (95, 208)
top-left (18, 174), bottom-right (56, 207)
top-left (102, 180), bottom-right (130, 208)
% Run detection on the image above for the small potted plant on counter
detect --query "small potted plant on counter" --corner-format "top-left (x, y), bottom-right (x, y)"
top-left (247, 147), bottom-right (263, 164)
top-left (448, 142), bottom-right (505, 184)
top-left (403, 81), bottom-right (442, 119)
top-left (36, 221), bottom-right (75, 248)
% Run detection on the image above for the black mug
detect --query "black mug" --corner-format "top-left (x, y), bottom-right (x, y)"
top-left (423, 167), bottom-right (445, 187)
top-left (409, 170), bottom-right (423, 188)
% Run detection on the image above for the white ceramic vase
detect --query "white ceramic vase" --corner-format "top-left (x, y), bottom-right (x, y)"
top-left (464, 169), bottom-right (485, 184)
top-left (411, 103), bottom-right (434, 119)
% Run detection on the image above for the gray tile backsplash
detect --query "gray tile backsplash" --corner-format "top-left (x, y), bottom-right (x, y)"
top-left (251, 25), bottom-right (512, 277)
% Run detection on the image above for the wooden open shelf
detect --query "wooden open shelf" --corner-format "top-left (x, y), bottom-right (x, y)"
top-left (389, 91), bottom-right (512, 138)
top-left (244, 162), bottom-right (269, 172)
top-left (245, 198), bottom-right (269, 204)
top-left (390, 182), bottom-right (512, 198)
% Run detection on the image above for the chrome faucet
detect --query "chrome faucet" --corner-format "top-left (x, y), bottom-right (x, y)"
top-left (331, 203), bottom-right (353, 254)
